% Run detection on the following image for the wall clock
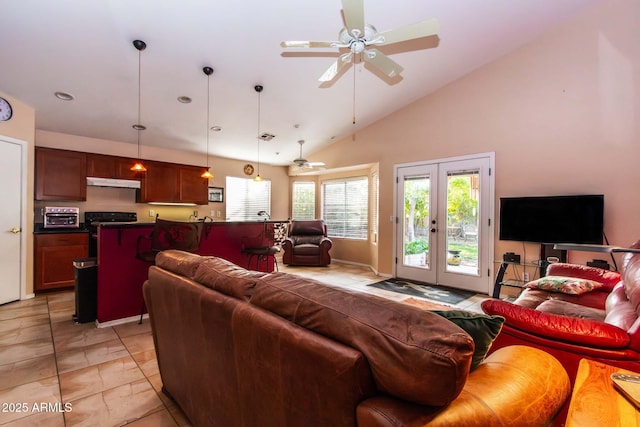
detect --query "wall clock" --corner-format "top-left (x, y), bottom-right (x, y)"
top-left (243, 164), bottom-right (254, 175)
top-left (0, 97), bottom-right (13, 121)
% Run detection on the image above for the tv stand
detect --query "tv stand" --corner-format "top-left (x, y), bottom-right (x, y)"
top-left (539, 244), bottom-right (567, 277)
top-left (492, 260), bottom-right (540, 299)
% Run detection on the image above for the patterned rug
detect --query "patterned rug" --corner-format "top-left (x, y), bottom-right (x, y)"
top-left (368, 278), bottom-right (476, 305)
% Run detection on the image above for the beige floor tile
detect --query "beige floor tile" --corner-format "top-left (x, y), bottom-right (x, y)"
top-left (113, 319), bottom-right (152, 338)
top-left (55, 338), bottom-right (130, 374)
top-left (126, 408), bottom-right (179, 426)
top-left (52, 323), bottom-right (118, 353)
top-left (59, 355), bottom-right (146, 402)
top-left (0, 339), bottom-right (54, 366)
top-left (0, 410), bottom-right (65, 426)
top-left (0, 302), bottom-right (49, 322)
top-left (132, 348), bottom-right (160, 378)
top-left (64, 378), bottom-right (164, 427)
top-left (0, 323), bottom-right (52, 346)
top-left (0, 313), bottom-right (49, 334)
top-left (48, 307), bottom-right (76, 324)
top-left (121, 331), bottom-right (155, 355)
top-left (0, 354), bottom-right (57, 390)
top-left (0, 376), bottom-right (60, 424)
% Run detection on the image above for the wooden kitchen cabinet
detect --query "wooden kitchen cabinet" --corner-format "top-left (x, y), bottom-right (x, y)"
top-left (137, 161), bottom-right (208, 204)
top-left (34, 233), bottom-right (89, 291)
top-left (35, 148), bottom-right (87, 201)
top-left (86, 153), bottom-right (141, 180)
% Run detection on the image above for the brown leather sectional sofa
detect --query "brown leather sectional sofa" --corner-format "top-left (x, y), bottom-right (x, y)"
top-left (143, 250), bottom-right (570, 427)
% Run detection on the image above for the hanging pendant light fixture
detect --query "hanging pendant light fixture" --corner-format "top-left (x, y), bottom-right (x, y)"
top-left (201, 66), bottom-right (214, 179)
top-left (131, 39), bottom-right (147, 172)
top-left (253, 84), bottom-right (264, 182)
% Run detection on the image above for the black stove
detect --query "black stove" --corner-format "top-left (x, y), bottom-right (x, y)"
top-left (85, 211), bottom-right (137, 257)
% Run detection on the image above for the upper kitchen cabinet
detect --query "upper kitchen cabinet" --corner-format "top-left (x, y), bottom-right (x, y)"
top-left (137, 161), bottom-right (208, 205)
top-left (35, 147), bottom-right (87, 201)
top-left (86, 153), bottom-right (141, 180)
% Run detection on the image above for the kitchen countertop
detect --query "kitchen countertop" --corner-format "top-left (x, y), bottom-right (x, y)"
top-left (98, 219), bottom-right (289, 229)
top-left (33, 223), bottom-right (89, 234)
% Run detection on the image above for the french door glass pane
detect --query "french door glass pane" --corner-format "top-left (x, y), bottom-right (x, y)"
top-left (445, 170), bottom-right (479, 275)
top-left (403, 175), bottom-right (430, 269)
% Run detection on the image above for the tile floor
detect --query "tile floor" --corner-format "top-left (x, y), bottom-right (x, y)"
top-left (0, 261), bottom-right (489, 426)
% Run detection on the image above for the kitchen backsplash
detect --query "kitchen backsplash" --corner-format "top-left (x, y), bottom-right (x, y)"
top-left (34, 186), bottom-right (224, 224)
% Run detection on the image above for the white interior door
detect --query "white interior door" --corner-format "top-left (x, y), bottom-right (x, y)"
top-left (395, 154), bottom-right (494, 294)
top-left (0, 137), bottom-right (25, 304)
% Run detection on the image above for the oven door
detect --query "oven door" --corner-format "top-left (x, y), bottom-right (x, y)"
top-left (44, 213), bottom-right (79, 228)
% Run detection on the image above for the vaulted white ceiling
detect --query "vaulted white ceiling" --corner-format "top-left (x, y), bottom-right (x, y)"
top-left (0, 0), bottom-right (600, 166)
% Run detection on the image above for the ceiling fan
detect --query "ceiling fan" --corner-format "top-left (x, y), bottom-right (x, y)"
top-left (281, 0), bottom-right (439, 83)
top-left (292, 140), bottom-right (326, 170)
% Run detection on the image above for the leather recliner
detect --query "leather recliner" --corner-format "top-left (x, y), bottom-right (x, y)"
top-left (282, 219), bottom-right (332, 266)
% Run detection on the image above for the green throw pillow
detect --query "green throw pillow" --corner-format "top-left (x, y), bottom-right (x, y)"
top-left (432, 310), bottom-right (505, 371)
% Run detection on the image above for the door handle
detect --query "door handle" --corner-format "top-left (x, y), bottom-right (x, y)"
top-left (430, 228), bottom-right (436, 233)
top-left (10, 227), bottom-right (21, 234)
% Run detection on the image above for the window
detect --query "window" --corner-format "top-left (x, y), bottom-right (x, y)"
top-left (226, 176), bottom-right (270, 221)
top-left (292, 181), bottom-right (316, 219)
top-left (322, 177), bottom-right (368, 239)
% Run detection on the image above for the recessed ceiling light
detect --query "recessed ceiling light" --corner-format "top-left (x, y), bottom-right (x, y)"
top-left (54, 92), bottom-right (74, 101)
top-left (211, 126), bottom-right (222, 132)
top-left (177, 96), bottom-right (192, 103)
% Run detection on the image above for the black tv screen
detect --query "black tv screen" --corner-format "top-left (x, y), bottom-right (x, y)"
top-left (499, 195), bottom-right (604, 244)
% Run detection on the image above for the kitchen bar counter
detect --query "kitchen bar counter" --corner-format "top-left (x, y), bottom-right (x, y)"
top-left (96, 220), bottom-right (287, 324)
top-left (33, 223), bottom-right (90, 234)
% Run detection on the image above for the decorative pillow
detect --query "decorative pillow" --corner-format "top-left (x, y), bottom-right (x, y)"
top-left (431, 310), bottom-right (504, 371)
top-left (524, 276), bottom-right (604, 295)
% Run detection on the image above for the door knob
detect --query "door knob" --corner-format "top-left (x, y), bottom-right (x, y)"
top-left (10, 227), bottom-right (21, 234)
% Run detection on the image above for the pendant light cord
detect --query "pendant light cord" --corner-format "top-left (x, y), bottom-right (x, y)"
top-left (137, 49), bottom-right (142, 159)
top-left (206, 73), bottom-right (210, 167)
top-left (257, 88), bottom-right (261, 176)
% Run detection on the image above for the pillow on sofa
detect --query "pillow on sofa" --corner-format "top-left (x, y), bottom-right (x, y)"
top-left (432, 310), bottom-right (504, 371)
top-left (524, 276), bottom-right (603, 295)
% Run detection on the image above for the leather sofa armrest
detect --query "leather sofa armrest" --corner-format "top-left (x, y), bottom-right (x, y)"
top-left (356, 345), bottom-right (570, 427)
top-left (482, 299), bottom-right (630, 348)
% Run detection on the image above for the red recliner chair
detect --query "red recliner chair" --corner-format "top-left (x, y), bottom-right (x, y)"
top-left (482, 240), bottom-right (640, 384)
top-left (282, 219), bottom-right (332, 266)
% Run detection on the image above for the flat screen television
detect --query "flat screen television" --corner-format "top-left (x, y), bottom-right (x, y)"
top-left (499, 195), bottom-right (604, 244)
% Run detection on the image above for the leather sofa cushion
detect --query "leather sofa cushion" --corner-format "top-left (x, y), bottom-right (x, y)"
top-left (535, 299), bottom-right (605, 321)
top-left (192, 256), bottom-right (271, 300)
top-left (292, 235), bottom-right (322, 246)
top-left (250, 272), bottom-right (474, 407)
top-left (621, 243), bottom-right (640, 315)
top-left (513, 288), bottom-right (608, 310)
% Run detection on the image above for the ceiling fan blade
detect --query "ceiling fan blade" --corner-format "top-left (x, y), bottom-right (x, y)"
top-left (318, 52), bottom-right (353, 82)
top-left (308, 162), bottom-right (326, 167)
top-left (363, 49), bottom-right (404, 78)
top-left (281, 40), bottom-right (338, 49)
top-left (342, 0), bottom-right (364, 37)
top-left (374, 18), bottom-right (440, 46)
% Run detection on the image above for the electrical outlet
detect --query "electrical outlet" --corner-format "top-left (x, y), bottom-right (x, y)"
top-left (523, 272), bottom-right (530, 282)
top-left (149, 209), bottom-right (155, 217)
top-left (216, 210), bottom-right (221, 217)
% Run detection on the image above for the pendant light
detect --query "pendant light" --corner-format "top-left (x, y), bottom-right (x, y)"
top-left (253, 84), bottom-right (264, 182)
top-left (201, 66), bottom-right (214, 179)
top-left (131, 39), bottom-right (147, 172)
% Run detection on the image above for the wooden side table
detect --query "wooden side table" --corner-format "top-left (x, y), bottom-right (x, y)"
top-left (565, 359), bottom-right (640, 426)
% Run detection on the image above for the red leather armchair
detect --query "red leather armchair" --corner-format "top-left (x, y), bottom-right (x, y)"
top-left (482, 240), bottom-right (640, 384)
top-left (282, 219), bottom-right (332, 266)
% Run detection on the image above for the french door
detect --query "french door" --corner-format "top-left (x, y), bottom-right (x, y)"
top-left (395, 154), bottom-right (494, 294)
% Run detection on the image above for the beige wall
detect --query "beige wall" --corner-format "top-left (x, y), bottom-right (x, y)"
top-left (312, 0), bottom-right (640, 274)
top-left (0, 92), bottom-right (35, 295)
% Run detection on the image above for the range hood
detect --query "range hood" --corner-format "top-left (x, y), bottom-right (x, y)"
top-left (86, 177), bottom-right (141, 189)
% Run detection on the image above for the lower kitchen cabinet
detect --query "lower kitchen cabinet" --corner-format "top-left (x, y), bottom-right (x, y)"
top-left (34, 233), bottom-right (89, 291)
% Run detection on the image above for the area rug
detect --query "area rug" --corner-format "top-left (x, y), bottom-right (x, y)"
top-left (368, 278), bottom-right (475, 305)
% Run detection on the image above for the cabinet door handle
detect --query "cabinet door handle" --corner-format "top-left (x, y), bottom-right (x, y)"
top-left (10, 227), bottom-right (21, 234)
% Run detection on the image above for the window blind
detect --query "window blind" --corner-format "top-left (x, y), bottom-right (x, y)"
top-left (322, 177), bottom-right (368, 239)
top-left (226, 176), bottom-right (271, 221)
top-left (292, 181), bottom-right (316, 219)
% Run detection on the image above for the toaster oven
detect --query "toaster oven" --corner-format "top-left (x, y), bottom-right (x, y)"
top-left (44, 206), bottom-right (80, 228)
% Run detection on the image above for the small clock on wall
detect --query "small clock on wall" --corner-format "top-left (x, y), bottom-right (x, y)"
top-left (243, 164), bottom-right (254, 175)
top-left (0, 97), bottom-right (13, 121)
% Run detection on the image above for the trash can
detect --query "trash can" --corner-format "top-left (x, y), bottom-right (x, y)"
top-left (73, 258), bottom-right (97, 323)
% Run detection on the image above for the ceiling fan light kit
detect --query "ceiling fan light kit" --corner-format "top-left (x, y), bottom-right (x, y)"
top-left (281, 0), bottom-right (439, 83)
